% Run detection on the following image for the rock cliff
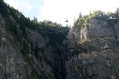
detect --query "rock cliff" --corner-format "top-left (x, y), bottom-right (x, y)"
top-left (66, 18), bottom-right (119, 79)
top-left (0, 9), bottom-right (67, 79)
top-left (1, 1), bottom-right (119, 79)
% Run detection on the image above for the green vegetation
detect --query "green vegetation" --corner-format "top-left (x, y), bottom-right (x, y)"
top-left (37, 20), bottom-right (69, 45)
top-left (1, 0), bottom-right (69, 46)
top-left (0, 0), bottom-right (69, 60)
top-left (78, 39), bottom-right (86, 44)
top-left (3, 3), bottom-right (69, 44)
top-left (0, 0), bottom-right (7, 17)
top-left (74, 9), bottom-right (119, 27)
top-left (0, 1), bottom-right (68, 79)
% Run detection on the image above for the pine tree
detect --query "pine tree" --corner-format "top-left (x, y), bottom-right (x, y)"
top-left (79, 12), bottom-right (82, 18)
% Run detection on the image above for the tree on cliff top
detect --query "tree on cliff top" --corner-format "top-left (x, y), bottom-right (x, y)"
top-left (73, 9), bottom-right (119, 27)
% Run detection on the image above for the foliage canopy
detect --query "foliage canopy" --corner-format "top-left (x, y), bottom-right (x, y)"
top-left (74, 9), bottom-right (119, 27)
top-left (0, 1), bottom-right (69, 46)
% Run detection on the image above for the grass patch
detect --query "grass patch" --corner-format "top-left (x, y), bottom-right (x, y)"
top-left (78, 39), bottom-right (86, 44)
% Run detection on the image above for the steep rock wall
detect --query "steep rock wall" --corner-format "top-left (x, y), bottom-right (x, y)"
top-left (0, 14), bottom-right (30, 79)
top-left (66, 19), bottom-right (119, 79)
top-left (0, 12), bottom-right (66, 79)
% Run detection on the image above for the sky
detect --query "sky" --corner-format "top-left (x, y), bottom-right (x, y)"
top-left (4, 0), bottom-right (119, 26)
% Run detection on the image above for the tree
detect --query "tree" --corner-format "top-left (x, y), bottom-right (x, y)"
top-left (114, 8), bottom-right (119, 19)
top-left (107, 12), bottom-right (113, 19)
top-left (79, 12), bottom-right (82, 18)
top-left (32, 17), bottom-right (38, 23)
top-left (0, 0), bottom-right (7, 16)
top-left (114, 8), bottom-right (119, 14)
top-left (89, 11), bottom-right (92, 15)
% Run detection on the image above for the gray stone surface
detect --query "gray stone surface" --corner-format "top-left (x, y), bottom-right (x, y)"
top-left (66, 19), bottom-right (119, 79)
top-left (1, 7), bottom-right (119, 79)
top-left (0, 13), bottom-right (66, 79)
top-left (0, 14), bottom-right (29, 79)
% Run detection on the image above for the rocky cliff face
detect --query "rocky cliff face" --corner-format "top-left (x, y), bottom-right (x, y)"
top-left (66, 18), bottom-right (119, 79)
top-left (1, 14), bottom-right (119, 79)
top-left (1, 1), bottom-right (119, 79)
top-left (0, 14), bottom-right (28, 79)
top-left (0, 12), bottom-right (67, 79)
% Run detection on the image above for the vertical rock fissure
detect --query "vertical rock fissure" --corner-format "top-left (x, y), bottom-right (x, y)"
top-left (53, 46), bottom-right (67, 79)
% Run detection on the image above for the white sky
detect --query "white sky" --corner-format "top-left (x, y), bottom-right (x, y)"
top-left (4, 0), bottom-right (119, 26)
top-left (4, 0), bottom-right (32, 14)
